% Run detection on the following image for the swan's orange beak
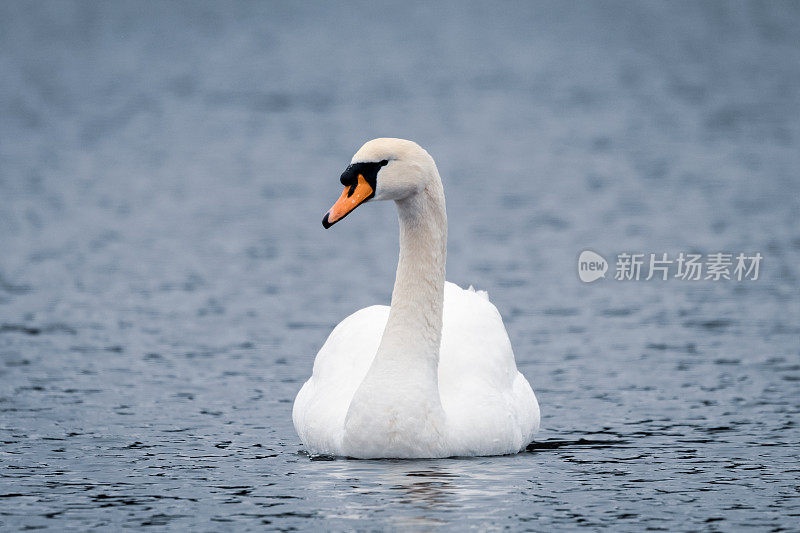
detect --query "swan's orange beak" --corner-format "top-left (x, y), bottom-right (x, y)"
top-left (322, 173), bottom-right (374, 228)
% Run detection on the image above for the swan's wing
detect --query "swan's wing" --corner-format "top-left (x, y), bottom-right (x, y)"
top-left (439, 282), bottom-right (540, 455)
top-left (292, 305), bottom-right (389, 455)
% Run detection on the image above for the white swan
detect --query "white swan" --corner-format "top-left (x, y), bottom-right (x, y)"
top-left (293, 138), bottom-right (540, 458)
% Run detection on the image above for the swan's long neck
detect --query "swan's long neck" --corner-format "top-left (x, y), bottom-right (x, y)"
top-left (374, 179), bottom-right (447, 374)
top-left (342, 165), bottom-right (448, 457)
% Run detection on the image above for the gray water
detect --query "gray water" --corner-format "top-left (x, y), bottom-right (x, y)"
top-left (1, 1), bottom-right (799, 530)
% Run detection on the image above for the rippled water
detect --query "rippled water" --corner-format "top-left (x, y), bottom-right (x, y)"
top-left (1, 1), bottom-right (799, 530)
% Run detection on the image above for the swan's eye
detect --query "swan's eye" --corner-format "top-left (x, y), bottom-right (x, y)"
top-left (340, 160), bottom-right (389, 187)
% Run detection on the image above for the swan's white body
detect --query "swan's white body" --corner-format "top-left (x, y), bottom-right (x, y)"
top-left (293, 139), bottom-right (539, 458)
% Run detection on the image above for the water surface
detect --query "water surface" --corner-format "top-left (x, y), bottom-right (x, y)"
top-left (1, 1), bottom-right (799, 530)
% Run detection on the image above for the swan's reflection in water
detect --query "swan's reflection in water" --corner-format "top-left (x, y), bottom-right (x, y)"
top-left (392, 467), bottom-right (458, 508)
top-left (312, 458), bottom-right (515, 526)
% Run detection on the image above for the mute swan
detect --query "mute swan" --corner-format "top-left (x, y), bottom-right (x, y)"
top-left (293, 138), bottom-right (540, 458)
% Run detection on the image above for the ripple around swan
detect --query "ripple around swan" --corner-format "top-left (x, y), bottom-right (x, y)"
top-left (1, 1), bottom-right (799, 530)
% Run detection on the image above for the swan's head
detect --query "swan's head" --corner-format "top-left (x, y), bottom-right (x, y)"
top-left (323, 138), bottom-right (436, 228)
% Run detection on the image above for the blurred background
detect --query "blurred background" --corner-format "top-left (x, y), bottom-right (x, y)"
top-left (1, 1), bottom-right (798, 530)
